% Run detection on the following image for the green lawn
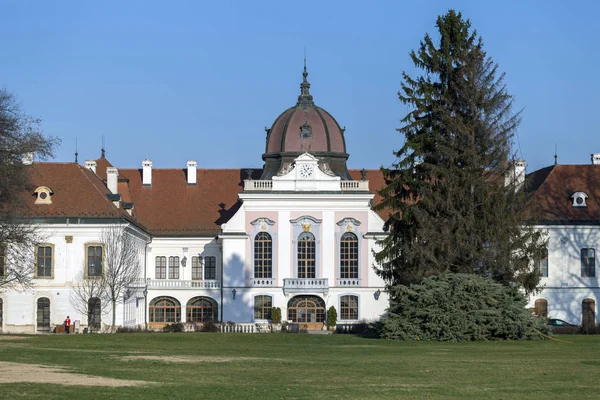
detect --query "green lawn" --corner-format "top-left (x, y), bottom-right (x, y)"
top-left (0, 332), bottom-right (598, 399)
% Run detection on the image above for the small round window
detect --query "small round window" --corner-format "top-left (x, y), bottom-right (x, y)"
top-left (39, 192), bottom-right (48, 200)
top-left (576, 196), bottom-right (584, 205)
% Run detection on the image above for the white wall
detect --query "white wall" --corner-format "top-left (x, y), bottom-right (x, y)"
top-left (528, 225), bottom-right (600, 324)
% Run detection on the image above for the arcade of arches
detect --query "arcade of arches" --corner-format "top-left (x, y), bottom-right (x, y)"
top-left (149, 296), bottom-right (218, 327)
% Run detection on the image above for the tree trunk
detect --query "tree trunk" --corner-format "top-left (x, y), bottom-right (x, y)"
top-left (112, 299), bottom-right (116, 333)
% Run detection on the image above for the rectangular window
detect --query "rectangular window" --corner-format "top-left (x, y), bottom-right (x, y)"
top-left (155, 256), bottom-right (166, 279)
top-left (168, 256), bottom-right (180, 279)
top-left (36, 246), bottom-right (53, 277)
top-left (535, 248), bottom-right (548, 278)
top-left (87, 245), bottom-right (103, 276)
top-left (192, 256), bottom-right (202, 280)
top-left (581, 248), bottom-right (595, 277)
top-left (340, 295), bottom-right (359, 320)
top-left (0, 245), bottom-right (5, 277)
top-left (254, 295), bottom-right (273, 320)
top-left (340, 233), bottom-right (359, 279)
top-left (204, 256), bottom-right (216, 280)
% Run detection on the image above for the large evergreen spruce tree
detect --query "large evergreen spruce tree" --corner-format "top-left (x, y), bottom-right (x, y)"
top-left (375, 10), bottom-right (546, 293)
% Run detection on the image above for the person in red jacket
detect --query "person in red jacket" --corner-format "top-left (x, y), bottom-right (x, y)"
top-left (64, 316), bottom-right (71, 334)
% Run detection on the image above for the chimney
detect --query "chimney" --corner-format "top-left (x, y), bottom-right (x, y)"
top-left (142, 159), bottom-right (152, 186)
top-left (187, 160), bottom-right (197, 185)
top-left (107, 167), bottom-right (119, 194)
top-left (85, 160), bottom-right (97, 174)
top-left (591, 153), bottom-right (600, 165)
top-left (505, 159), bottom-right (526, 189)
top-left (22, 153), bottom-right (34, 165)
top-left (514, 160), bottom-right (526, 188)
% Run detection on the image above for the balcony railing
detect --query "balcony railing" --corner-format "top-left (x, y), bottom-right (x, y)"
top-left (340, 180), bottom-right (370, 191)
top-left (336, 278), bottom-right (361, 287)
top-left (244, 180), bottom-right (369, 192)
top-left (283, 278), bottom-right (329, 294)
top-left (244, 180), bottom-right (273, 190)
top-left (252, 278), bottom-right (275, 287)
top-left (146, 279), bottom-right (221, 289)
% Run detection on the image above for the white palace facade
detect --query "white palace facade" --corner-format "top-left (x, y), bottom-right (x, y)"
top-left (1, 67), bottom-right (599, 333)
top-left (0, 67), bottom-right (390, 333)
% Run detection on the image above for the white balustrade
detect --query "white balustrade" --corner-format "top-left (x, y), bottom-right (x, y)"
top-left (340, 180), bottom-right (370, 191)
top-left (145, 279), bottom-right (221, 289)
top-left (252, 278), bottom-right (275, 287)
top-left (283, 278), bottom-right (329, 294)
top-left (336, 278), bottom-right (362, 287)
top-left (244, 179), bottom-right (369, 191)
top-left (244, 180), bottom-right (273, 191)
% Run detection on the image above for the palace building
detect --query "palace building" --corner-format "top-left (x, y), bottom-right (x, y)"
top-left (1, 66), bottom-right (598, 333)
top-left (0, 66), bottom-right (389, 333)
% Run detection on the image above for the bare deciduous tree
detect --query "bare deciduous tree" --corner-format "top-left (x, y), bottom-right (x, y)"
top-left (69, 272), bottom-right (110, 332)
top-left (101, 224), bottom-right (142, 331)
top-left (0, 88), bottom-right (58, 289)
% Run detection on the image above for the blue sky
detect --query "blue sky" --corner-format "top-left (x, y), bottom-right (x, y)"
top-left (2, 0), bottom-right (599, 172)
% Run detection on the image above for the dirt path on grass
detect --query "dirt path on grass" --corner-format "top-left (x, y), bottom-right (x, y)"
top-left (120, 355), bottom-right (283, 363)
top-left (0, 361), bottom-right (151, 387)
top-left (0, 336), bottom-right (30, 340)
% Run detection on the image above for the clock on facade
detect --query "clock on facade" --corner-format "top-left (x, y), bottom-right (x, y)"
top-left (299, 164), bottom-right (314, 179)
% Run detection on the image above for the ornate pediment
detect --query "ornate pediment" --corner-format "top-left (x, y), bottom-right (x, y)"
top-left (337, 217), bottom-right (362, 232)
top-left (271, 153), bottom-right (341, 191)
top-left (250, 218), bottom-right (276, 232)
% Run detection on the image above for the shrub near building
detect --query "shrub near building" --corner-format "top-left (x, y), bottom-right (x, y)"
top-left (381, 274), bottom-right (551, 341)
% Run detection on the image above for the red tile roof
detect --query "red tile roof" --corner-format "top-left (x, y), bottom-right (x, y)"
top-left (525, 165), bottom-right (600, 223)
top-left (22, 163), bottom-right (139, 222)
top-left (21, 161), bottom-right (387, 236)
top-left (118, 167), bottom-right (387, 236)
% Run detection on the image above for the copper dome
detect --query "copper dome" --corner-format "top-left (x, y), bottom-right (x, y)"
top-left (261, 65), bottom-right (350, 180)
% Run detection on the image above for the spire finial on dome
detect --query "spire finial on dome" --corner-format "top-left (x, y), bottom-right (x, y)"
top-left (297, 51), bottom-right (314, 108)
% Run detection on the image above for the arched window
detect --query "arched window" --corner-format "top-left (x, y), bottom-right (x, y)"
top-left (192, 256), bottom-right (202, 280)
top-left (37, 297), bottom-right (51, 332)
top-left (88, 297), bottom-right (102, 331)
top-left (254, 232), bottom-right (273, 279)
top-left (149, 297), bottom-right (181, 324)
top-left (186, 297), bottom-right (218, 322)
top-left (168, 256), bottom-right (180, 279)
top-left (155, 256), bottom-right (166, 279)
top-left (340, 295), bottom-right (359, 320)
top-left (534, 299), bottom-right (548, 318)
top-left (254, 295), bottom-right (273, 320)
top-left (297, 232), bottom-right (316, 278)
top-left (340, 232), bottom-right (358, 279)
top-left (287, 295), bottom-right (325, 323)
top-left (582, 298), bottom-right (596, 333)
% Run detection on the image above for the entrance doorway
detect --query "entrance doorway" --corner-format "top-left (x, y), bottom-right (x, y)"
top-left (582, 298), bottom-right (596, 333)
top-left (287, 295), bottom-right (325, 330)
top-left (37, 297), bottom-right (51, 333)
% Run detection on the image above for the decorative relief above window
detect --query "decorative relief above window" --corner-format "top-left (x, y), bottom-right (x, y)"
top-left (291, 216), bottom-right (321, 233)
top-left (34, 186), bottom-right (54, 205)
top-left (250, 218), bottom-right (276, 232)
top-left (336, 217), bottom-right (361, 233)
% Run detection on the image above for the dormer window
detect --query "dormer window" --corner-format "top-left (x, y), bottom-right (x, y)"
top-left (34, 186), bottom-right (54, 205)
top-left (571, 192), bottom-right (588, 208)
